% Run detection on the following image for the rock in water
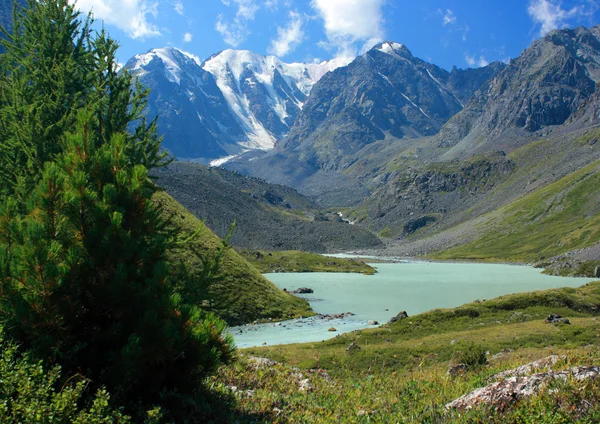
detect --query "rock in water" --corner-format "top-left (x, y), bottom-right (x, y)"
top-left (368, 320), bottom-right (379, 325)
top-left (293, 287), bottom-right (314, 294)
top-left (328, 327), bottom-right (337, 332)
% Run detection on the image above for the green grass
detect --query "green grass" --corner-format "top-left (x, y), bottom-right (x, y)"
top-left (237, 249), bottom-right (376, 274)
top-left (210, 282), bottom-right (600, 423)
top-left (435, 160), bottom-right (600, 262)
top-left (153, 191), bottom-right (313, 325)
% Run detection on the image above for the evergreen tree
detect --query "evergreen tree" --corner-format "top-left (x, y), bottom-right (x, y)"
top-left (0, 0), bottom-right (166, 200)
top-left (0, 0), bottom-right (234, 419)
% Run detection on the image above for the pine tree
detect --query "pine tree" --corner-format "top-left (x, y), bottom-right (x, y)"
top-left (0, 0), bottom-right (234, 419)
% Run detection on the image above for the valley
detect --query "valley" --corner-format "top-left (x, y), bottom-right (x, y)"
top-left (1, 1), bottom-right (600, 421)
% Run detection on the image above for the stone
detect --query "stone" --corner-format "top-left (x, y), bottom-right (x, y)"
top-left (595, 265), bottom-right (600, 278)
top-left (298, 378), bottom-right (314, 392)
top-left (328, 327), bottom-right (337, 332)
top-left (368, 320), bottom-right (379, 325)
top-left (447, 363), bottom-right (467, 377)
top-left (293, 287), bottom-right (314, 294)
top-left (346, 341), bottom-right (361, 353)
top-left (490, 355), bottom-right (566, 381)
top-left (248, 356), bottom-right (279, 369)
top-left (545, 314), bottom-right (571, 324)
top-left (446, 365), bottom-right (600, 411)
top-left (389, 310), bottom-right (409, 323)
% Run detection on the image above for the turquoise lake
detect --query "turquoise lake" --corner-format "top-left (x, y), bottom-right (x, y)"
top-left (230, 261), bottom-right (597, 348)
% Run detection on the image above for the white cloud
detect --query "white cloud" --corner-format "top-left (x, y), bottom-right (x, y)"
top-left (174, 0), bottom-right (184, 15)
top-left (183, 32), bottom-right (193, 42)
top-left (441, 9), bottom-right (456, 26)
top-left (71, 0), bottom-right (160, 39)
top-left (268, 11), bottom-right (304, 57)
top-left (311, 0), bottom-right (385, 61)
top-left (264, 0), bottom-right (292, 10)
top-left (465, 54), bottom-right (489, 68)
top-left (527, 0), bottom-right (589, 36)
top-left (216, 0), bottom-right (259, 46)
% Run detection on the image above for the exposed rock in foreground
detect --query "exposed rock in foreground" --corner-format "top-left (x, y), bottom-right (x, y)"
top-left (446, 362), bottom-right (599, 411)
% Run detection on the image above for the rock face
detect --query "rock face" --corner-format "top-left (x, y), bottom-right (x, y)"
top-left (438, 25), bottom-right (600, 158)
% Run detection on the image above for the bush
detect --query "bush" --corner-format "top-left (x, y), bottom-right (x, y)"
top-left (455, 343), bottom-right (488, 369)
top-left (0, 329), bottom-right (131, 423)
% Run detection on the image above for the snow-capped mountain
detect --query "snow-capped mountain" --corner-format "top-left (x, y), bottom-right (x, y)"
top-left (202, 49), bottom-right (341, 152)
top-left (125, 47), bottom-right (341, 163)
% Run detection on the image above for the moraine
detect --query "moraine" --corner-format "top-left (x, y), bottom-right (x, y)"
top-left (230, 261), bottom-right (596, 348)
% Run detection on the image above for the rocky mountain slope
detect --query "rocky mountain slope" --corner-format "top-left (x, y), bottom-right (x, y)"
top-left (125, 48), bottom-right (340, 162)
top-left (152, 162), bottom-right (382, 253)
top-left (225, 43), bottom-right (504, 205)
top-left (437, 25), bottom-right (600, 159)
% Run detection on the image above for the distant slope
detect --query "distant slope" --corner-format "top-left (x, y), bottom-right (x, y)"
top-left (153, 191), bottom-right (313, 325)
top-left (434, 159), bottom-right (600, 262)
top-left (152, 162), bottom-right (383, 253)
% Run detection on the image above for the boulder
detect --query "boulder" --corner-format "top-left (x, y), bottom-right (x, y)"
top-left (328, 327), bottom-right (337, 332)
top-left (389, 310), bottom-right (409, 323)
top-left (446, 366), bottom-right (600, 411)
top-left (595, 265), bottom-right (600, 278)
top-left (293, 287), bottom-right (314, 294)
top-left (368, 320), bottom-right (379, 325)
top-left (545, 314), bottom-right (571, 324)
top-left (447, 363), bottom-right (467, 377)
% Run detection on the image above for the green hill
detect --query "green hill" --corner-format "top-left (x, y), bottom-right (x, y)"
top-left (153, 191), bottom-right (313, 326)
top-left (433, 159), bottom-right (600, 264)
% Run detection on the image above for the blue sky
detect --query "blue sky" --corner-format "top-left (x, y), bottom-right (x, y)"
top-left (71, 0), bottom-right (600, 70)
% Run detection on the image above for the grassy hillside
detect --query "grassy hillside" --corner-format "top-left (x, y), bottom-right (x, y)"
top-left (237, 249), bottom-right (376, 274)
top-left (433, 160), bottom-right (600, 263)
top-left (152, 191), bottom-right (313, 325)
top-left (211, 282), bottom-right (600, 422)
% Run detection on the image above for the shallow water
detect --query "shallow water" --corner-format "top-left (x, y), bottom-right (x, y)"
top-left (230, 261), bottom-right (596, 348)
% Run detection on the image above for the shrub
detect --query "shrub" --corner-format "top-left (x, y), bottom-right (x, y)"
top-left (0, 329), bottom-right (131, 423)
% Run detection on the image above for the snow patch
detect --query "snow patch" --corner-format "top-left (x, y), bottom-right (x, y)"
top-left (377, 42), bottom-right (405, 55)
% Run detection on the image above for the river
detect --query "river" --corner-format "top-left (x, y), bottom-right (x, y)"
top-left (230, 261), bottom-right (596, 348)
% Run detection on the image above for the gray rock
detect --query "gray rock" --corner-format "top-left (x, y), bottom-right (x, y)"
top-left (389, 310), bottom-right (409, 323)
top-left (346, 341), bottom-right (361, 353)
top-left (446, 365), bottom-right (600, 411)
top-left (447, 363), bottom-right (467, 377)
top-left (368, 320), bottom-right (380, 325)
top-left (545, 314), bottom-right (571, 324)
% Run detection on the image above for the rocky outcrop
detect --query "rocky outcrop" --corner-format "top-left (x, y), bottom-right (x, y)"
top-left (389, 311), bottom-right (409, 323)
top-left (446, 365), bottom-right (600, 411)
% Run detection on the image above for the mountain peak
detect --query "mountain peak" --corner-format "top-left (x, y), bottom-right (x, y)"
top-left (372, 42), bottom-right (413, 58)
